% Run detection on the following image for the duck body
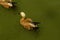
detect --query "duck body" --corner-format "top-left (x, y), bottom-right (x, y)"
top-left (20, 12), bottom-right (39, 30)
top-left (0, 0), bottom-right (16, 8)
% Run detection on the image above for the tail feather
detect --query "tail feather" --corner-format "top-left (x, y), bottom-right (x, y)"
top-left (33, 27), bottom-right (39, 31)
top-left (32, 22), bottom-right (40, 25)
top-left (9, 2), bottom-right (16, 8)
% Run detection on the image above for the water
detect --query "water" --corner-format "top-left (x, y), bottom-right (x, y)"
top-left (0, 0), bottom-right (60, 40)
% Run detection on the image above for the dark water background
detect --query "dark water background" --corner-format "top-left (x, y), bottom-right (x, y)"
top-left (0, 0), bottom-right (60, 40)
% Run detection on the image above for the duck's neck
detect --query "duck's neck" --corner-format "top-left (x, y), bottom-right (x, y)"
top-left (21, 16), bottom-right (27, 19)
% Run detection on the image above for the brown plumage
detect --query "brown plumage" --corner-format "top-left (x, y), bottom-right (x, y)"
top-left (0, 0), bottom-right (16, 8)
top-left (20, 12), bottom-right (39, 30)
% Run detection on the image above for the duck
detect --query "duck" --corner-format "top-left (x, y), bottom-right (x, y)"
top-left (20, 12), bottom-right (39, 31)
top-left (0, 0), bottom-right (16, 8)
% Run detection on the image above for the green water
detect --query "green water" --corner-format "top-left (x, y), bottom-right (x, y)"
top-left (0, 0), bottom-right (60, 40)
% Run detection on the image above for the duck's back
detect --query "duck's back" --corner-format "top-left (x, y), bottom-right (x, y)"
top-left (20, 18), bottom-right (32, 26)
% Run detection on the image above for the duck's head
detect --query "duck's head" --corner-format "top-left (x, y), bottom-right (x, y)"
top-left (20, 12), bottom-right (26, 18)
